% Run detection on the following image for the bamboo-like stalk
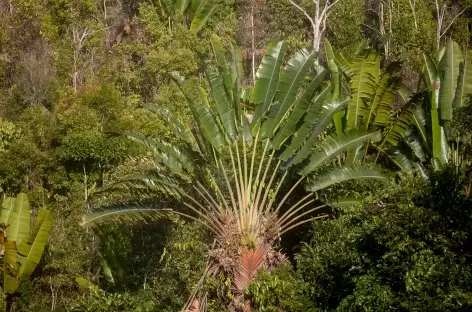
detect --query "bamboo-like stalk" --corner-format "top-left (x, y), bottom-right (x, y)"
top-left (193, 184), bottom-right (221, 214)
top-left (276, 193), bottom-right (314, 226)
top-left (280, 214), bottom-right (328, 235)
top-left (172, 210), bottom-right (221, 236)
top-left (218, 158), bottom-right (239, 216)
top-left (260, 160), bottom-right (283, 215)
top-left (278, 203), bottom-right (324, 231)
top-left (181, 203), bottom-right (225, 236)
top-left (228, 143), bottom-right (244, 230)
top-left (183, 192), bottom-right (225, 231)
top-left (250, 142), bottom-right (273, 230)
top-left (273, 175), bottom-right (306, 215)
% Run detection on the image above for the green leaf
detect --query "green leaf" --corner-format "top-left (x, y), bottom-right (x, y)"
top-left (345, 51), bottom-right (380, 130)
top-left (431, 109), bottom-right (448, 166)
top-left (1, 196), bottom-right (14, 225)
top-left (172, 72), bottom-right (225, 151)
top-left (439, 40), bottom-right (462, 120)
top-left (282, 99), bottom-right (345, 166)
top-left (369, 63), bottom-right (401, 129)
top-left (98, 252), bottom-right (115, 284)
top-left (143, 104), bottom-right (201, 154)
top-left (210, 34), bottom-right (233, 102)
top-left (422, 53), bottom-right (438, 88)
top-left (277, 86), bottom-right (333, 163)
top-left (453, 49), bottom-right (472, 108)
top-left (251, 41), bottom-right (287, 127)
top-left (230, 41), bottom-right (243, 117)
top-left (300, 130), bottom-right (382, 175)
top-left (4, 240), bottom-right (19, 294)
top-left (175, 0), bottom-right (191, 12)
top-left (202, 60), bottom-right (238, 138)
top-left (307, 166), bottom-right (389, 191)
top-left (126, 132), bottom-right (194, 175)
top-left (79, 205), bottom-right (173, 227)
top-left (411, 105), bottom-right (429, 152)
top-left (260, 49), bottom-right (317, 137)
top-left (17, 208), bottom-right (55, 279)
top-left (189, 0), bottom-right (218, 33)
top-left (272, 70), bottom-right (326, 149)
top-left (8, 193), bottom-right (30, 245)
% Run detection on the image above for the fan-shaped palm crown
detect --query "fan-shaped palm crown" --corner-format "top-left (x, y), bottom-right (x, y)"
top-left (81, 35), bottom-right (388, 241)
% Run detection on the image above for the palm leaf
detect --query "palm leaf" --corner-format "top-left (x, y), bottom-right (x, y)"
top-left (260, 49), bottom-right (317, 137)
top-left (175, 0), bottom-right (191, 12)
top-left (282, 99), bottom-right (345, 166)
top-left (453, 49), bottom-right (472, 108)
top-left (271, 70), bottom-right (326, 149)
top-left (307, 166), bottom-right (389, 191)
top-left (126, 132), bottom-right (194, 175)
top-left (1, 196), bottom-right (14, 225)
top-left (404, 131), bottom-right (427, 162)
top-left (98, 172), bottom-right (181, 198)
top-left (189, 0), bottom-right (218, 33)
top-left (210, 34), bottom-right (233, 102)
top-left (8, 193), bottom-right (30, 244)
top-left (300, 130), bottom-right (382, 175)
top-left (382, 92), bottom-right (424, 146)
top-left (98, 252), bottom-right (115, 284)
top-left (172, 72), bottom-right (225, 151)
top-left (4, 240), bottom-right (19, 294)
top-left (251, 41), bottom-right (287, 127)
top-left (17, 208), bottom-right (55, 279)
top-left (79, 205), bottom-right (173, 227)
top-left (439, 40), bottom-right (462, 120)
top-left (202, 60), bottom-right (238, 138)
top-left (142, 104), bottom-right (201, 153)
top-left (382, 147), bottom-right (414, 174)
top-left (345, 51), bottom-right (380, 130)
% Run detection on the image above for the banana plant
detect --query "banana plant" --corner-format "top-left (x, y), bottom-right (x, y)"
top-left (325, 41), bottom-right (426, 174)
top-left (421, 39), bottom-right (472, 168)
top-left (79, 35), bottom-right (388, 309)
top-left (382, 39), bottom-right (472, 173)
top-left (157, 0), bottom-right (219, 33)
top-left (0, 193), bottom-right (55, 309)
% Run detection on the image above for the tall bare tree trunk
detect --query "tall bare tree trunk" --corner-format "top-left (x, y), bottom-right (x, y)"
top-left (251, 3), bottom-right (256, 81)
top-left (288, 0), bottom-right (342, 54)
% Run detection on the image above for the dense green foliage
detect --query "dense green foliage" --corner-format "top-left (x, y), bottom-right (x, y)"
top-left (0, 0), bottom-right (472, 311)
top-left (297, 170), bottom-right (472, 311)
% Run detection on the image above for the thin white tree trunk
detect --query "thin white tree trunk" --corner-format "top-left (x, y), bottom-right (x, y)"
top-left (288, 0), bottom-right (342, 53)
top-left (251, 3), bottom-right (256, 82)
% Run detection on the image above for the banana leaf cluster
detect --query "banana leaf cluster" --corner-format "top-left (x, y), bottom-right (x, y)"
top-left (0, 193), bottom-right (55, 295)
top-left (81, 35), bottom-right (388, 240)
top-left (157, 0), bottom-right (219, 33)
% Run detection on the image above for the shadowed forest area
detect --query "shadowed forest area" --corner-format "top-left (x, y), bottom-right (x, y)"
top-left (1, 0), bottom-right (472, 311)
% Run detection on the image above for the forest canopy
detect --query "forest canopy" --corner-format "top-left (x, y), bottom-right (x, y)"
top-left (0, 0), bottom-right (472, 311)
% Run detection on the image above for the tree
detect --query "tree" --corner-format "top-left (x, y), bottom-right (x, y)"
top-left (79, 35), bottom-right (387, 310)
top-left (296, 171), bottom-right (472, 311)
top-left (287, 0), bottom-right (343, 52)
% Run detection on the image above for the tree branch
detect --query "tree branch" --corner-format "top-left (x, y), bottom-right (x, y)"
top-left (288, 0), bottom-right (316, 27)
top-left (440, 6), bottom-right (469, 37)
top-left (326, 0), bottom-right (342, 12)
